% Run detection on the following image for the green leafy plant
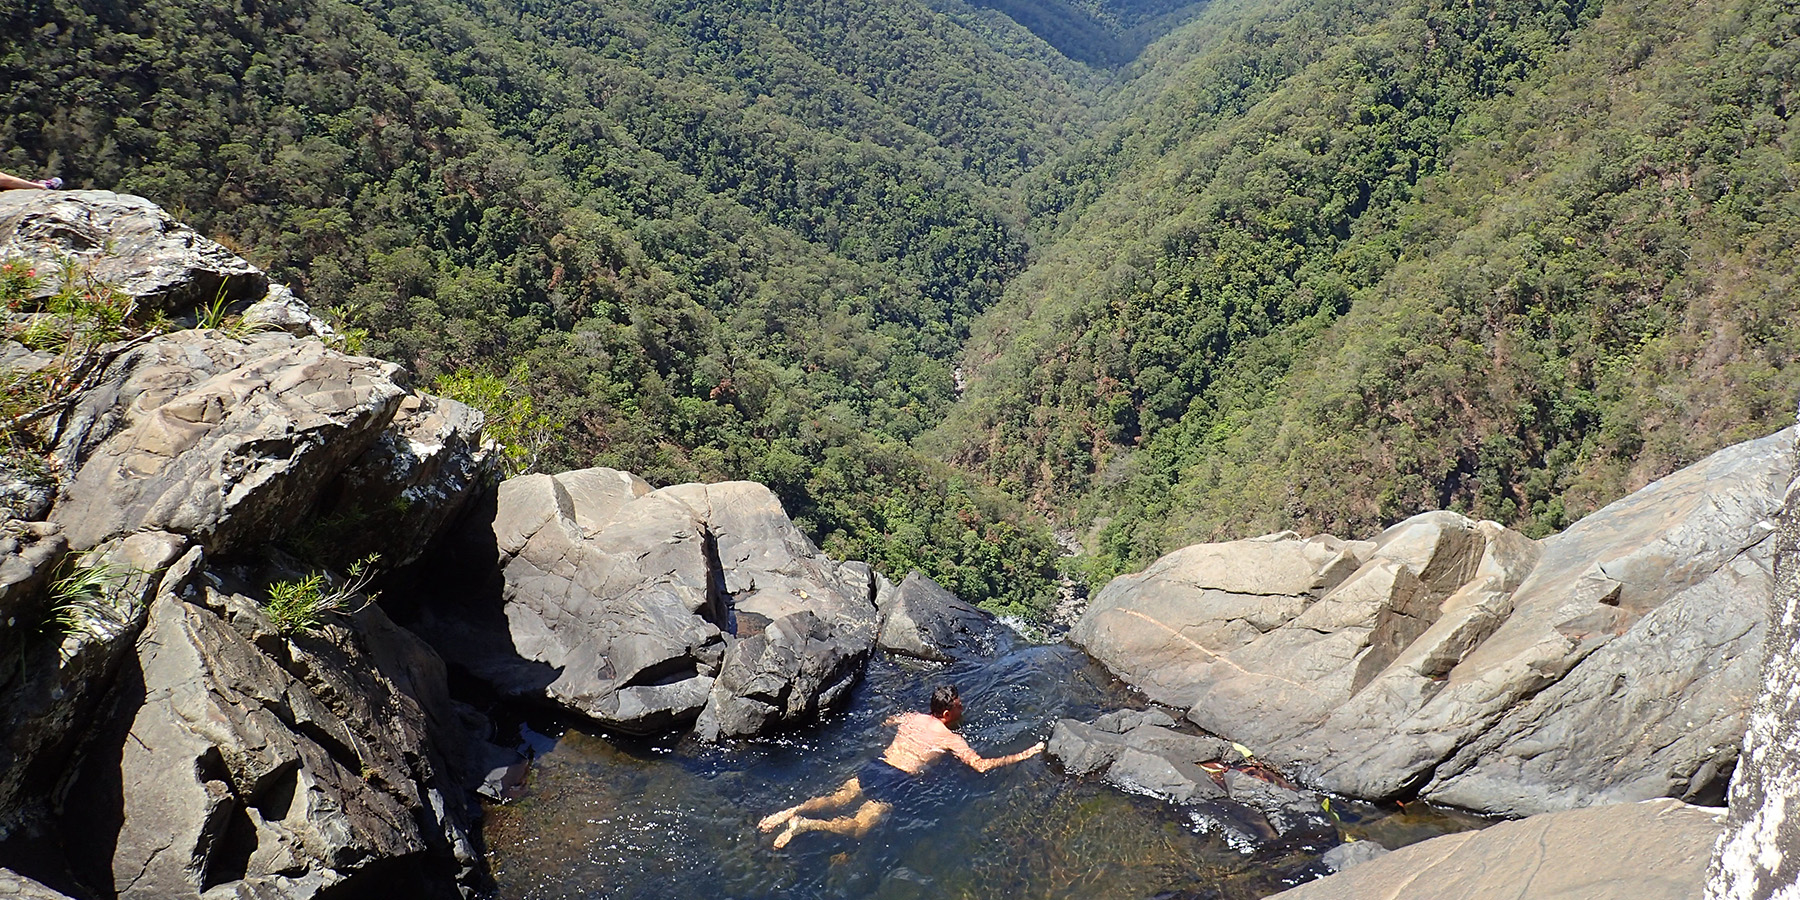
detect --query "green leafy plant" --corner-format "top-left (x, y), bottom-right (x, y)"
top-left (434, 364), bottom-right (554, 477)
top-left (264, 554), bottom-right (382, 636)
top-left (322, 304), bottom-right (370, 355)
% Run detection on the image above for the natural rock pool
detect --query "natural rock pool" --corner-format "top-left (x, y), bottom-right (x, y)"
top-left (482, 634), bottom-right (1484, 899)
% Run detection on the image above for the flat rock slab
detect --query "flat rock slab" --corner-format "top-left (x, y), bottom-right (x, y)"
top-left (1267, 799), bottom-right (1723, 900)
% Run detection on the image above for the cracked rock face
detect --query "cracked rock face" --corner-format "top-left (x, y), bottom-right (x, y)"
top-left (0, 192), bottom-right (494, 898)
top-left (413, 469), bottom-right (876, 739)
top-left (35, 328), bottom-right (487, 565)
top-left (1706, 425), bottom-right (1800, 900)
top-left (60, 572), bottom-right (478, 900)
top-left (0, 532), bottom-right (186, 837)
top-left (46, 330), bottom-right (410, 555)
top-left (1072, 428), bottom-right (1792, 817)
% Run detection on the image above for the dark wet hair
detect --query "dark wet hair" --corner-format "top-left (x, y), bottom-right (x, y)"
top-left (929, 684), bottom-right (960, 717)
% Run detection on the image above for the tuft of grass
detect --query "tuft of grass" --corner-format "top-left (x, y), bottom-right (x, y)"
top-left (3, 256), bottom-right (161, 456)
top-left (264, 554), bottom-right (381, 636)
top-left (194, 282), bottom-right (270, 340)
top-left (46, 556), bottom-right (140, 652)
top-left (196, 282), bottom-right (234, 330)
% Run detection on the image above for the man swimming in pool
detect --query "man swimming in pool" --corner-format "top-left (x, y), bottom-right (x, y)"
top-left (757, 684), bottom-right (1045, 848)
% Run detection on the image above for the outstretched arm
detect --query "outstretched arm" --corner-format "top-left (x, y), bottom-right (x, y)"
top-left (948, 734), bottom-right (1046, 774)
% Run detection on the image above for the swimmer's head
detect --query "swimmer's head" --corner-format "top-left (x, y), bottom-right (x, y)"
top-left (930, 684), bottom-right (963, 726)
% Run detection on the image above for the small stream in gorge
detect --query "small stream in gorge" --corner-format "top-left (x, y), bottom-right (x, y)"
top-left (482, 632), bottom-right (1484, 900)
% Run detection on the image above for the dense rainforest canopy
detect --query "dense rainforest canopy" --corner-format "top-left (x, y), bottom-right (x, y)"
top-left (2, 0), bottom-right (1796, 609)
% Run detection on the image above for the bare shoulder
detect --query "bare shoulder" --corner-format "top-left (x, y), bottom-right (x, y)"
top-left (895, 711), bottom-right (937, 731)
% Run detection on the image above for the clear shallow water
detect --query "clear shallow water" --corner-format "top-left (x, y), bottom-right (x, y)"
top-left (483, 639), bottom-right (1485, 900)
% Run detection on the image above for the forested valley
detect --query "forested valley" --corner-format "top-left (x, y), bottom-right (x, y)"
top-left (3, 0), bottom-right (1796, 610)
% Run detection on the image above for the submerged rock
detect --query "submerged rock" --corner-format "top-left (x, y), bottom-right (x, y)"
top-left (1071, 429), bottom-right (1790, 816)
top-left (1047, 709), bottom-right (1339, 853)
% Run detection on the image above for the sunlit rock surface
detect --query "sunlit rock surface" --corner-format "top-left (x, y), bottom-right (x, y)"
top-left (1268, 799), bottom-right (1722, 900)
top-left (1705, 423), bottom-right (1800, 900)
top-left (1074, 428), bottom-right (1790, 816)
top-left (412, 469), bottom-right (877, 740)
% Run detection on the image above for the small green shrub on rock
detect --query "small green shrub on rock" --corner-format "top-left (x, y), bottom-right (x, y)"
top-left (264, 554), bottom-right (381, 636)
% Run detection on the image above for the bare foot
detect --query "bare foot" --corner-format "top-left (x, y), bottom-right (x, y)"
top-left (758, 808), bottom-right (796, 833)
top-left (772, 819), bottom-right (803, 849)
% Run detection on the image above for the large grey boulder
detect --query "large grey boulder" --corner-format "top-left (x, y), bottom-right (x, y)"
top-left (1706, 423), bottom-right (1800, 900)
top-left (32, 327), bottom-right (488, 565)
top-left (416, 470), bottom-right (877, 739)
top-left (59, 564), bottom-right (479, 900)
top-left (875, 570), bottom-right (1008, 661)
top-left (1268, 799), bottom-right (1723, 900)
top-left (0, 190), bottom-right (267, 316)
top-left (467, 469), bottom-right (721, 731)
top-left (1070, 532), bottom-right (1368, 705)
top-left (1072, 428), bottom-right (1791, 816)
top-left (45, 330), bottom-right (408, 554)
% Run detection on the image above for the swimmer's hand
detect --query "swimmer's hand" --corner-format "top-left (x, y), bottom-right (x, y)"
top-left (1010, 741), bottom-right (1046, 764)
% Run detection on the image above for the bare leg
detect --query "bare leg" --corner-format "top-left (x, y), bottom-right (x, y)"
top-left (772, 800), bottom-right (891, 849)
top-left (759, 777), bottom-right (863, 833)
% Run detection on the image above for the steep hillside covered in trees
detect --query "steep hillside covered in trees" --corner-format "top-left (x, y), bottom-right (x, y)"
top-left (940, 0), bottom-right (1800, 579)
